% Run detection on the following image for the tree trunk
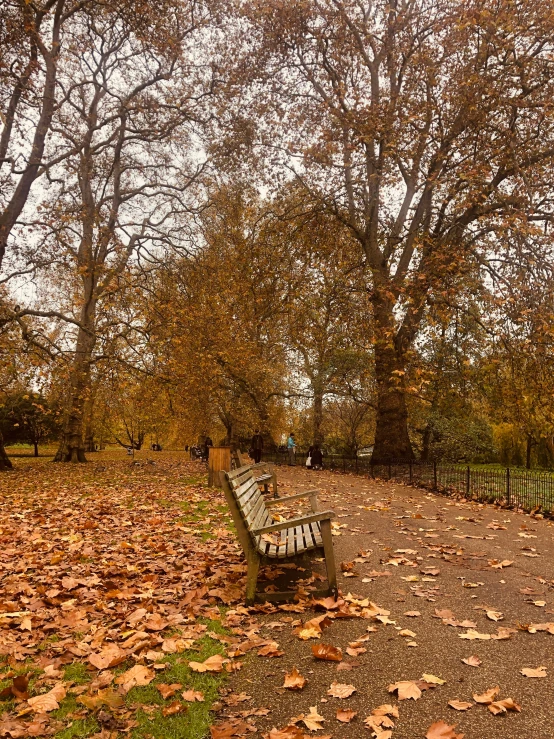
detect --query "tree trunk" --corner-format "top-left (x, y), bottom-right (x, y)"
top-left (312, 379), bottom-right (324, 445)
top-left (54, 304), bottom-right (96, 463)
top-left (0, 433), bottom-right (13, 471)
top-left (371, 297), bottom-right (414, 463)
top-left (33, 441), bottom-right (39, 457)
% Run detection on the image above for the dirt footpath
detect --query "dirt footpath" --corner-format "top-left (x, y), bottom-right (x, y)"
top-left (216, 465), bottom-right (554, 739)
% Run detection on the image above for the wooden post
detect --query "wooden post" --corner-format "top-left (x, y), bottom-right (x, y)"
top-left (208, 446), bottom-right (231, 487)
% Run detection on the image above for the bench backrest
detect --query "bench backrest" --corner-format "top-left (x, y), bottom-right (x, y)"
top-left (220, 465), bottom-right (272, 553)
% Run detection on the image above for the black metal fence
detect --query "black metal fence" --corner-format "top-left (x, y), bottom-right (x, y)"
top-left (264, 452), bottom-right (554, 514)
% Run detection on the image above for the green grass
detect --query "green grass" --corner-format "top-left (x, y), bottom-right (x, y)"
top-left (48, 618), bottom-right (228, 739)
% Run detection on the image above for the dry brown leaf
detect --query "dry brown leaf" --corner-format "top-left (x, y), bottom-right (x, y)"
top-left (283, 667), bottom-right (307, 690)
top-left (301, 705), bottom-right (325, 731)
top-left (472, 686), bottom-right (500, 704)
top-left (425, 720), bottom-right (464, 739)
top-left (388, 680), bottom-right (422, 700)
top-left (189, 654), bottom-right (226, 673)
top-left (88, 643), bottom-right (126, 670)
top-left (115, 664), bottom-right (155, 693)
top-left (263, 727), bottom-right (305, 739)
top-left (461, 655), bottom-right (481, 667)
top-left (486, 610), bottom-right (504, 622)
top-left (311, 643), bottom-right (342, 661)
top-left (520, 666), bottom-right (547, 678)
top-left (488, 698), bottom-right (521, 715)
top-left (336, 708), bottom-right (357, 723)
top-left (182, 689), bottom-right (205, 702)
top-left (156, 683), bottom-right (183, 699)
top-left (448, 700), bottom-right (473, 711)
top-left (162, 700), bottom-right (187, 717)
top-left (27, 682), bottom-right (66, 713)
top-left (327, 682), bottom-right (356, 698)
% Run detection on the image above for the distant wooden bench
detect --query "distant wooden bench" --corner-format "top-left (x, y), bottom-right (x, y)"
top-left (232, 449), bottom-right (278, 498)
top-left (220, 465), bottom-right (337, 605)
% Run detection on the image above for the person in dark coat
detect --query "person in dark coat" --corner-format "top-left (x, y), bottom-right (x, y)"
top-left (203, 435), bottom-right (213, 461)
top-left (310, 444), bottom-right (323, 470)
top-left (251, 429), bottom-right (264, 464)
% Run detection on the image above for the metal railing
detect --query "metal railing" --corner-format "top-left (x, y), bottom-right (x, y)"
top-left (264, 452), bottom-right (554, 514)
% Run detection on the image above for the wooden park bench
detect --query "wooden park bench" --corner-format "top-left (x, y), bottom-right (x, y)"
top-left (232, 449), bottom-right (278, 498)
top-left (220, 465), bottom-right (337, 605)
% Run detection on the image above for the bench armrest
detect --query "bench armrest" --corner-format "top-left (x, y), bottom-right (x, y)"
top-left (265, 490), bottom-right (319, 508)
top-left (252, 510), bottom-right (334, 535)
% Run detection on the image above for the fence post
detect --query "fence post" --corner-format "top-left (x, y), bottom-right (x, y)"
top-left (506, 467), bottom-right (511, 506)
top-left (433, 460), bottom-right (437, 490)
top-left (466, 466), bottom-right (470, 496)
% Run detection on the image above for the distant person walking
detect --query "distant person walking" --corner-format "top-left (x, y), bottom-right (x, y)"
top-left (287, 432), bottom-right (296, 466)
top-left (203, 434), bottom-right (213, 462)
top-left (251, 429), bottom-right (264, 464)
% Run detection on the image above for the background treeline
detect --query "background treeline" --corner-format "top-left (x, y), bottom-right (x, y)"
top-left (1, 0), bottom-right (554, 469)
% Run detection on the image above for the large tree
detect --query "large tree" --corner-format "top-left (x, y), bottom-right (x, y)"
top-left (237, 0), bottom-right (554, 461)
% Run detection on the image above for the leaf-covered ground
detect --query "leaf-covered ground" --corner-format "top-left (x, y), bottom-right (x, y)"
top-left (2, 453), bottom-right (554, 739)
top-left (0, 451), bottom-right (251, 738)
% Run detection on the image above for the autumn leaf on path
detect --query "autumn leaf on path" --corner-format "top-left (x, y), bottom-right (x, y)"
top-left (425, 720), bottom-right (464, 739)
top-left (488, 698), bottom-right (521, 715)
top-left (388, 680), bottom-right (422, 700)
top-left (88, 643), bottom-right (126, 670)
top-left (327, 682), bottom-right (356, 698)
top-left (336, 708), bottom-right (357, 722)
top-left (461, 655), bottom-right (481, 667)
top-left (473, 686), bottom-right (500, 704)
top-left (189, 654), bottom-right (226, 673)
top-left (448, 700), bottom-right (473, 711)
top-left (283, 667), bottom-right (307, 690)
top-left (312, 643), bottom-right (342, 661)
top-left (78, 688), bottom-right (124, 709)
top-left (295, 615), bottom-right (332, 640)
top-left (258, 641), bottom-right (284, 657)
top-left (300, 706), bottom-right (325, 731)
top-left (27, 682), bottom-right (66, 713)
top-left (422, 674), bottom-right (446, 685)
top-left (182, 689), bottom-right (205, 702)
top-left (486, 610), bottom-right (504, 622)
top-left (115, 664), bottom-right (155, 693)
top-left (520, 666), bottom-right (547, 678)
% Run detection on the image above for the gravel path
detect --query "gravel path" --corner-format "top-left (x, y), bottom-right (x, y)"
top-left (217, 466), bottom-right (554, 739)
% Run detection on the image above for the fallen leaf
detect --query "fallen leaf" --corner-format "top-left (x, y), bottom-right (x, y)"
top-left (327, 682), bottom-right (356, 698)
top-left (461, 655), bottom-right (481, 667)
top-left (27, 682), bottom-right (66, 713)
top-left (182, 689), bottom-right (205, 702)
top-left (422, 674), bottom-right (446, 685)
top-left (425, 720), bottom-right (464, 739)
top-left (88, 643), bottom-right (126, 670)
top-left (520, 666), bottom-right (547, 678)
top-left (312, 643), bottom-right (342, 661)
top-left (486, 610), bottom-right (504, 622)
top-left (283, 667), bottom-right (307, 690)
top-left (157, 683), bottom-right (183, 699)
top-left (448, 700), bottom-right (473, 711)
top-left (488, 698), bottom-right (521, 715)
top-left (336, 708), bottom-right (357, 723)
top-left (302, 705), bottom-right (325, 731)
top-left (473, 686), bottom-right (500, 704)
top-left (388, 680), bottom-right (422, 700)
top-left (115, 664), bottom-right (155, 693)
top-left (189, 654), bottom-right (225, 673)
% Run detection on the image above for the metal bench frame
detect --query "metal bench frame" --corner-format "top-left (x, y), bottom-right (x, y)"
top-left (220, 465), bottom-right (337, 605)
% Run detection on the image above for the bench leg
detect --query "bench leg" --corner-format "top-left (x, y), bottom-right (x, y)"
top-left (245, 549), bottom-right (261, 606)
top-left (271, 471), bottom-right (278, 498)
top-left (320, 520), bottom-right (338, 598)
